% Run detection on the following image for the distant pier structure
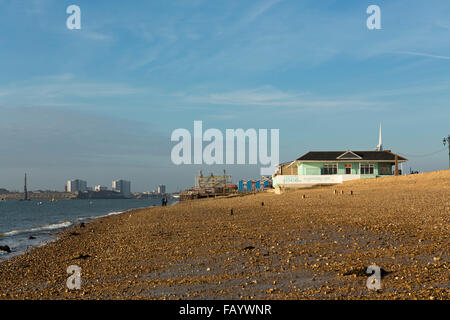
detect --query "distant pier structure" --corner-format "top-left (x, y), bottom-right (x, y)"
top-left (195, 170), bottom-right (232, 191)
top-left (180, 170), bottom-right (234, 201)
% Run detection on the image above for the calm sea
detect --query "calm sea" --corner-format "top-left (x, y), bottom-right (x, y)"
top-left (0, 198), bottom-right (175, 261)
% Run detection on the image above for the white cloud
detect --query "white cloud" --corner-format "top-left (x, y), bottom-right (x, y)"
top-left (83, 31), bottom-right (114, 41)
top-left (0, 81), bottom-right (141, 100)
top-left (395, 51), bottom-right (450, 61)
top-left (34, 73), bottom-right (76, 81)
top-left (184, 85), bottom-right (381, 109)
top-left (245, 0), bottom-right (281, 23)
top-left (435, 20), bottom-right (450, 30)
top-left (0, 105), bottom-right (168, 167)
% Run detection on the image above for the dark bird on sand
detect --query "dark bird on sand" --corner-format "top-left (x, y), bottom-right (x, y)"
top-left (73, 253), bottom-right (90, 260)
top-left (343, 266), bottom-right (391, 277)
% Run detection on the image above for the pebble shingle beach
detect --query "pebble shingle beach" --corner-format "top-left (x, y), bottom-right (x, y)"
top-left (0, 170), bottom-right (449, 299)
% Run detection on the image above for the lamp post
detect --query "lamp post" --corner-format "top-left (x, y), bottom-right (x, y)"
top-left (444, 135), bottom-right (450, 169)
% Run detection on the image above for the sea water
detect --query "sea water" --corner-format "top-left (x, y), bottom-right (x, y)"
top-left (0, 198), bottom-right (175, 261)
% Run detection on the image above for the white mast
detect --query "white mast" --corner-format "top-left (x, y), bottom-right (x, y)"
top-left (376, 124), bottom-right (383, 151)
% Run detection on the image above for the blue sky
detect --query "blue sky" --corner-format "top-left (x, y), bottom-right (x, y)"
top-left (0, 0), bottom-right (449, 192)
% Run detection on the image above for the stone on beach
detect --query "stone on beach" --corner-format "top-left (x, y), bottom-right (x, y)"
top-left (0, 245), bottom-right (11, 253)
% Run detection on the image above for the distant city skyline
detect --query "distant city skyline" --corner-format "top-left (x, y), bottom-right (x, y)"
top-left (2, 177), bottom-right (169, 194)
top-left (1, 1), bottom-right (449, 192)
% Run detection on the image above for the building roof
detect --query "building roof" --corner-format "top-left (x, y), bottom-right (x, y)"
top-left (296, 150), bottom-right (407, 162)
top-left (278, 160), bottom-right (296, 166)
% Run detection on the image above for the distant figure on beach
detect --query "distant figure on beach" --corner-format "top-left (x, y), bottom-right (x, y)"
top-left (161, 196), bottom-right (168, 206)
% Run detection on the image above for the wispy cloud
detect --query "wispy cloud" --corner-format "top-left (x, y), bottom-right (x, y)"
top-left (33, 73), bottom-right (76, 81)
top-left (435, 20), bottom-right (450, 30)
top-left (202, 86), bottom-right (305, 106)
top-left (0, 105), bottom-right (168, 167)
top-left (350, 81), bottom-right (450, 100)
top-left (395, 51), bottom-right (450, 60)
top-left (82, 31), bottom-right (114, 41)
top-left (0, 81), bottom-right (141, 100)
top-left (245, 0), bottom-right (281, 23)
top-left (184, 85), bottom-right (382, 109)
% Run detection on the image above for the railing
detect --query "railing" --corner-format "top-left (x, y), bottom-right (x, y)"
top-left (274, 174), bottom-right (362, 186)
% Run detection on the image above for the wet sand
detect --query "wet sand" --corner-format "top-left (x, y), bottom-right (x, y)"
top-left (0, 170), bottom-right (449, 299)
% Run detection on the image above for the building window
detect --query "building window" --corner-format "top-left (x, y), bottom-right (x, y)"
top-left (345, 164), bottom-right (352, 174)
top-left (323, 164), bottom-right (337, 175)
top-left (378, 163), bottom-right (392, 175)
top-left (360, 164), bottom-right (374, 175)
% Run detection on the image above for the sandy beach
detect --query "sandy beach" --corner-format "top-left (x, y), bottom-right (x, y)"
top-left (0, 170), bottom-right (449, 300)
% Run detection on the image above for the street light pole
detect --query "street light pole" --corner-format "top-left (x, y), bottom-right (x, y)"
top-left (444, 135), bottom-right (450, 169)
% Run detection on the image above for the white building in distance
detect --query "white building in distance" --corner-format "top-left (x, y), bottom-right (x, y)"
top-left (67, 179), bottom-right (87, 192)
top-left (158, 185), bottom-right (166, 194)
top-left (112, 180), bottom-right (131, 197)
top-left (94, 185), bottom-right (108, 192)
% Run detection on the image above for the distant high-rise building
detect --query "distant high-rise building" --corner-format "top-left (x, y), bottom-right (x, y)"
top-left (67, 179), bottom-right (87, 192)
top-left (158, 185), bottom-right (166, 194)
top-left (112, 180), bottom-right (131, 197)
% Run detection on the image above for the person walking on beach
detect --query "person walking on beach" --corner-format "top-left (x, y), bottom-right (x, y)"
top-left (161, 197), bottom-right (165, 206)
top-left (161, 196), bottom-right (168, 206)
